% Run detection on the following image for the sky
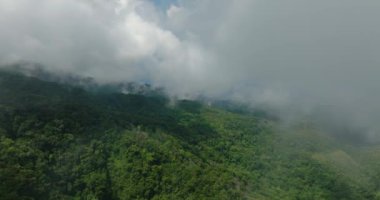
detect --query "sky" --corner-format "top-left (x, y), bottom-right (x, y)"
top-left (149, 0), bottom-right (176, 9)
top-left (0, 0), bottom-right (380, 140)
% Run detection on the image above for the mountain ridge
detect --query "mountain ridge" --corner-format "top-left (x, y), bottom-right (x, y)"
top-left (0, 69), bottom-right (379, 199)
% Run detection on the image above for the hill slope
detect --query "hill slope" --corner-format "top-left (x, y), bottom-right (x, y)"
top-left (0, 70), bottom-right (379, 199)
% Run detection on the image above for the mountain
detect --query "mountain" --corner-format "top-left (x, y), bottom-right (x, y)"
top-left (0, 69), bottom-right (379, 200)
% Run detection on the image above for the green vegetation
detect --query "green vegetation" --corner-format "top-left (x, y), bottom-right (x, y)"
top-left (0, 70), bottom-right (379, 199)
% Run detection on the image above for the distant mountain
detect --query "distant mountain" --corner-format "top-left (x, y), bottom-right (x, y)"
top-left (0, 69), bottom-right (379, 200)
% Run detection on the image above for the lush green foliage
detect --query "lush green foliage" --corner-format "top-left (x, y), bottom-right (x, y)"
top-left (0, 70), bottom-right (379, 199)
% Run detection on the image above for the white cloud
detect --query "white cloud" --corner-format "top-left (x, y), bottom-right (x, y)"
top-left (1, 0), bottom-right (380, 139)
top-left (0, 0), bottom-right (212, 91)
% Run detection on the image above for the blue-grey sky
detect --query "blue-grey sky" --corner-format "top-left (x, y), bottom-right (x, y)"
top-left (149, 0), bottom-right (176, 9)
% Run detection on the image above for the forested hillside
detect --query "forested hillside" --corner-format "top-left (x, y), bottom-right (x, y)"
top-left (0, 70), bottom-right (379, 199)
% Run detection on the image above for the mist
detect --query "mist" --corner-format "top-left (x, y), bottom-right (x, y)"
top-left (1, 0), bottom-right (379, 142)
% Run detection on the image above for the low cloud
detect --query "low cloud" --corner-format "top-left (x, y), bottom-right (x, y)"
top-left (1, 0), bottom-right (380, 141)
